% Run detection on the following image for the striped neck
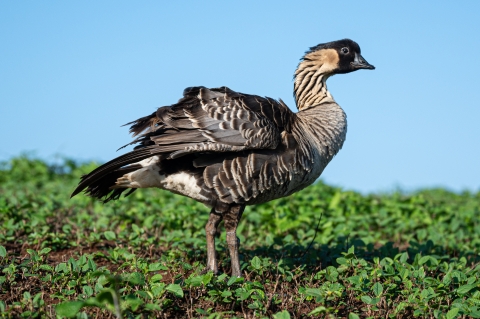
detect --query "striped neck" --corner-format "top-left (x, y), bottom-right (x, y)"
top-left (294, 61), bottom-right (336, 111)
top-left (295, 102), bottom-right (347, 159)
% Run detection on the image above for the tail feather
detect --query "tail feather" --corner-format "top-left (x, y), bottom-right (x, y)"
top-left (71, 146), bottom-right (160, 201)
top-left (80, 166), bottom-right (140, 202)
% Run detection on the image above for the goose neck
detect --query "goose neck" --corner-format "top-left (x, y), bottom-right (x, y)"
top-left (294, 62), bottom-right (336, 111)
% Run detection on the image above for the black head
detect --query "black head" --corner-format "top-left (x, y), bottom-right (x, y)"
top-left (304, 39), bottom-right (375, 74)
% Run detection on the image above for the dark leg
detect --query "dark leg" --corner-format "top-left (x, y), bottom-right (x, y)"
top-left (205, 209), bottom-right (222, 274)
top-left (223, 204), bottom-right (245, 277)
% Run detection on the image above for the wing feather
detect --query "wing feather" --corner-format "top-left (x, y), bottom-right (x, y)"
top-left (127, 86), bottom-right (293, 158)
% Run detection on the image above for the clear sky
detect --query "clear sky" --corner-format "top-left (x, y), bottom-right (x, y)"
top-left (1, 2), bottom-right (479, 193)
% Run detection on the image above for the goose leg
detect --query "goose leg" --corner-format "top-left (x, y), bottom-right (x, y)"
top-left (205, 209), bottom-right (222, 274)
top-left (223, 204), bottom-right (245, 277)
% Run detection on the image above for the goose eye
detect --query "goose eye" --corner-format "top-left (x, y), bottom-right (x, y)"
top-left (341, 47), bottom-right (349, 54)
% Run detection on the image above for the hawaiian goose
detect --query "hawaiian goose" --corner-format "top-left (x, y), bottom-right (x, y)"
top-left (72, 39), bottom-right (374, 277)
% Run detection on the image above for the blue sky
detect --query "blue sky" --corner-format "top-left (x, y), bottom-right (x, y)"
top-left (1, 2), bottom-right (479, 193)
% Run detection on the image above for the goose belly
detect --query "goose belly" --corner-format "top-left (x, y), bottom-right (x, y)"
top-left (244, 150), bottom-right (326, 205)
top-left (243, 167), bottom-right (325, 206)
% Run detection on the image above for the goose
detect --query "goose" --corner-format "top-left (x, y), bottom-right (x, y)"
top-left (72, 39), bottom-right (374, 277)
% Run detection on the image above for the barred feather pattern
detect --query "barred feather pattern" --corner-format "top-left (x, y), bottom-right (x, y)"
top-left (73, 72), bottom-right (347, 207)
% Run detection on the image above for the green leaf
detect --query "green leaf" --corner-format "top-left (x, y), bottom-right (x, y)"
top-left (39, 248), bottom-right (51, 255)
top-left (188, 276), bottom-right (204, 287)
top-left (103, 231), bottom-right (116, 240)
top-left (418, 256), bottom-right (429, 265)
top-left (418, 255), bottom-right (438, 267)
top-left (446, 307), bottom-right (460, 319)
top-left (26, 249), bottom-right (37, 256)
top-left (150, 274), bottom-right (163, 283)
top-left (361, 295), bottom-right (372, 304)
top-left (145, 303), bottom-right (161, 311)
top-left (308, 306), bottom-right (327, 315)
top-left (399, 252), bottom-right (408, 263)
top-left (304, 288), bottom-right (322, 297)
top-left (148, 263), bottom-right (168, 271)
top-left (55, 301), bottom-right (85, 318)
top-left (372, 282), bottom-right (383, 297)
top-left (0, 246), bottom-right (7, 258)
top-left (457, 284), bottom-right (476, 295)
top-left (83, 285), bottom-right (94, 297)
top-left (325, 266), bottom-right (339, 282)
top-left (250, 256), bottom-right (261, 270)
top-left (469, 309), bottom-right (480, 318)
top-left (39, 264), bottom-right (53, 271)
top-left (196, 308), bottom-right (208, 315)
top-left (328, 191), bottom-right (341, 209)
top-left (132, 223), bottom-right (142, 234)
top-left (349, 313), bottom-right (360, 319)
top-left (55, 263), bottom-right (69, 273)
top-left (348, 245), bottom-right (355, 255)
top-left (202, 272), bottom-right (213, 285)
top-left (127, 272), bottom-right (145, 285)
top-left (148, 262), bottom-right (167, 272)
top-left (227, 276), bottom-right (244, 286)
top-left (87, 259), bottom-right (97, 272)
top-left (236, 289), bottom-right (252, 301)
top-left (414, 309), bottom-right (424, 317)
top-left (68, 258), bottom-right (77, 272)
top-left (166, 284), bottom-right (183, 298)
top-left (273, 310), bottom-right (291, 319)
top-left (420, 288), bottom-right (433, 299)
top-left (32, 293), bottom-right (43, 307)
top-left (400, 268), bottom-right (409, 280)
top-left (124, 295), bottom-right (143, 311)
top-left (151, 284), bottom-right (166, 297)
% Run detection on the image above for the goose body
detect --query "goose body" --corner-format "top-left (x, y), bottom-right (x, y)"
top-left (72, 39), bottom-right (374, 277)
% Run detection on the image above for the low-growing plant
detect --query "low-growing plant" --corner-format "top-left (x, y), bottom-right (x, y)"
top-left (0, 156), bottom-right (479, 318)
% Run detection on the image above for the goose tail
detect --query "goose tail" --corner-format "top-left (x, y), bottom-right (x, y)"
top-left (71, 146), bottom-right (159, 202)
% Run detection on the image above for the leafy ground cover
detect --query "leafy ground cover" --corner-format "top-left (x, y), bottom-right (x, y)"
top-left (0, 155), bottom-right (480, 318)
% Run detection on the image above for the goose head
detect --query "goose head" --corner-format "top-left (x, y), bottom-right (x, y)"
top-left (301, 39), bottom-right (375, 75)
top-left (294, 39), bottom-right (375, 110)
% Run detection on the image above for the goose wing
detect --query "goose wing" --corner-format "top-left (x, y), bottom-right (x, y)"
top-left (126, 86), bottom-right (293, 157)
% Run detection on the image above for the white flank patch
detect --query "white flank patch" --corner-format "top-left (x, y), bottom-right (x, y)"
top-left (118, 156), bottom-right (208, 202)
top-left (161, 172), bottom-right (207, 202)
